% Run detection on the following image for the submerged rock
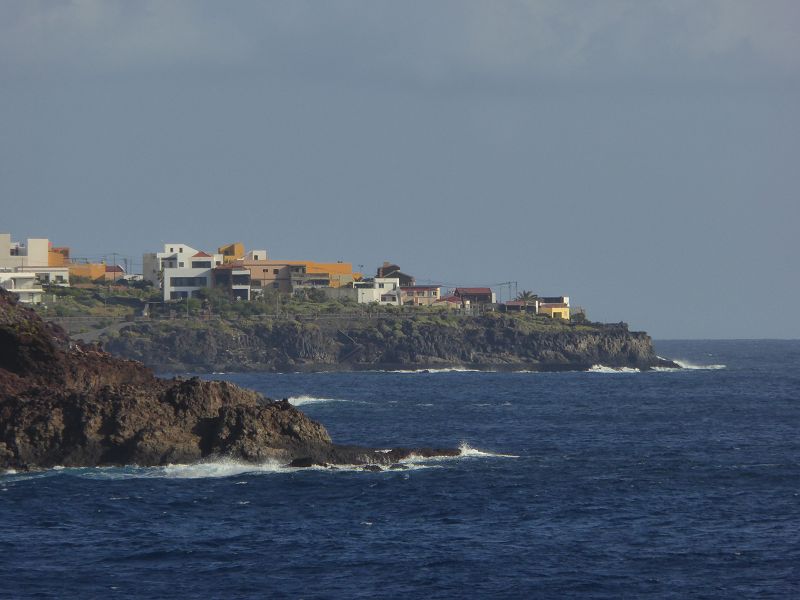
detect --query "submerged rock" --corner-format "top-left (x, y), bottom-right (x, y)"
top-left (0, 289), bottom-right (457, 471)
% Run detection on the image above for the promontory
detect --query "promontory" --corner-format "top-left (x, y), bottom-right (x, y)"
top-left (0, 289), bottom-right (456, 471)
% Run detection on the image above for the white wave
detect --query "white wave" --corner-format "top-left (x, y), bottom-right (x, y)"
top-left (457, 442), bottom-right (520, 458)
top-left (75, 459), bottom-right (287, 480)
top-left (401, 442), bottom-right (519, 463)
top-left (287, 395), bottom-right (350, 406)
top-left (672, 359), bottom-right (726, 370)
top-left (588, 364), bottom-right (641, 374)
top-left (370, 367), bottom-right (485, 374)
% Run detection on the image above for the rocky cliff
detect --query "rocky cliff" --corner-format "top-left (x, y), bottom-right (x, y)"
top-left (102, 314), bottom-right (676, 373)
top-left (0, 290), bottom-right (456, 471)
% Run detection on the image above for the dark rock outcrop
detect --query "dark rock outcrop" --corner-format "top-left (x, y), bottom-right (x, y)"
top-left (0, 289), bottom-right (456, 471)
top-left (102, 315), bottom-right (679, 373)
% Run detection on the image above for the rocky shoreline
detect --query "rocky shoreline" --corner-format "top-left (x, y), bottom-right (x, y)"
top-left (0, 289), bottom-right (457, 472)
top-left (101, 315), bottom-right (678, 374)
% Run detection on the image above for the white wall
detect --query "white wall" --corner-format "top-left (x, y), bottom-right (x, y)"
top-left (26, 238), bottom-right (49, 266)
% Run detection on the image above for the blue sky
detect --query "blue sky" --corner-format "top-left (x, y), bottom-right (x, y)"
top-left (1, 1), bottom-right (798, 338)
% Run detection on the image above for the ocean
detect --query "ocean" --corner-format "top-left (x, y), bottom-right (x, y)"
top-left (2, 340), bottom-right (799, 599)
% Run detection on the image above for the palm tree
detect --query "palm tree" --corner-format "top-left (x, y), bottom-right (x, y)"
top-left (515, 290), bottom-right (537, 303)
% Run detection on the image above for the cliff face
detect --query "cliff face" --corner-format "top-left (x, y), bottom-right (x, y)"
top-left (102, 315), bottom-right (673, 373)
top-left (0, 290), bottom-right (455, 471)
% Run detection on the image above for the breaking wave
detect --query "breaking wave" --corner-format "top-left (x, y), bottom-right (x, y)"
top-left (370, 367), bottom-right (485, 374)
top-left (672, 359), bottom-right (726, 370)
top-left (588, 365), bottom-right (641, 374)
top-left (287, 395), bottom-right (352, 406)
top-left (2, 442), bottom-right (520, 482)
top-left (401, 443), bottom-right (519, 463)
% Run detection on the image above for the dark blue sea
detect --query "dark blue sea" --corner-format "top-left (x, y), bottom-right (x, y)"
top-left (2, 340), bottom-right (799, 599)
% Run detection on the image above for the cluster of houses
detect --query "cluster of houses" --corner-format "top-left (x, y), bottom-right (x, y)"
top-left (0, 233), bottom-right (139, 304)
top-left (0, 232), bottom-right (571, 319)
top-left (143, 242), bottom-right (571, 319)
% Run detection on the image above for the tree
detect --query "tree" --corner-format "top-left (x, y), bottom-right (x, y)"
top-left (515, 290), bottom-right (537, 303)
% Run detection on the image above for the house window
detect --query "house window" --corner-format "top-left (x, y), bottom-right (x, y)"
top-left (170, 276), bottom-right (207, 287)
top-left (179, 262), bottom-right (184, 268)
top-left (191, 261), bottom-right (211, 268)
top-left (273, 282), bottom-right (280, 288)
top-left (273, 269), bottom-right (279, 275)
top-left (216, 261), bottom-right (221, 266)
top-left (378, 283), bottom-right (384, 288)
top-left (170, 247), bottom-right (174, 252)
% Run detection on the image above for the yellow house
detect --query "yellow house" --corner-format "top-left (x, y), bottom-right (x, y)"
top-left (48, 246), bottom-right (70, 267)
top-left (218, 242), bottom-right (245, 264)
top-left (286, 261), bottom-right (354, 288)
top-left (69, 263), bottom-right (107, 281)
top-left (538, 303), bottom-right (570, 320)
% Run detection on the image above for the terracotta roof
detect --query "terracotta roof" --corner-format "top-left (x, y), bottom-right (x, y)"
top-left (436, 295), bottom-right (462, 304)
top-left (192, 251), bottom-right (212, 258)
top-left (105, 265), bottom-right (124, 273)
top-left (455, 287), bottom-right (492, 295)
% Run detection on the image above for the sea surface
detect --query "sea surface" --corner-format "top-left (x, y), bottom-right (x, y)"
top-left (2, 340), bottom-right (799, 599)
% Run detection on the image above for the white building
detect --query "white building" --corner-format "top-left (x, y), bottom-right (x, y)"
top-left (0, 233), bottom-right (49, 269)
top-left (15, 265), bottom-right (69, 286)
top-left (0, 233), bottom-right (69, 294)
top-left (353, 277), bottom-right (401, 305)
top-left (0, 271), bottom-right (44, 304)
top-left (143, 243), bottom-right (223, 301)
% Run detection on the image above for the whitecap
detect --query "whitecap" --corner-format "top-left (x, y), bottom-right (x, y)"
top-left (401, 442), bottom-right (519, 463)
top-left (588, 364), bottom-right (641, 373)
top-left (77, 459), bottom-right (287, 480)
top-left (672, 360), bottom-right (726, 370)
top-left (369, 367), bottom-right (486, 374)
top-left (287, 395), bottom-right (350, 406)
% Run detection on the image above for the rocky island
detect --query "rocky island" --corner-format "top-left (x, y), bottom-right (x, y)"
top-left (0, 289), bottom-right (457, 471)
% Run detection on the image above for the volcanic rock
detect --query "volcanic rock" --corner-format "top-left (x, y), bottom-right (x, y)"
top-left (0, 289), bottom-right (456, 471)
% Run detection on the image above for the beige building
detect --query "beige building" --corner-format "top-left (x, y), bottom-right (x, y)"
top-left (399, 285), bottom-right (441, 306)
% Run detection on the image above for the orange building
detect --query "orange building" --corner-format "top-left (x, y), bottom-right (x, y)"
top-left (69, 263), bottom-right (107, 281)
top-left (218, 242), bottom-right (245, 264)
top-left (48, 246), bottom-right (70, 267)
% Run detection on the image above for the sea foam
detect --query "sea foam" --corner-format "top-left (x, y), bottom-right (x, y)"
top-left (672, 359), bottom-right (726, 370)
top-left (588, 365), bottom-right (641, 374)
top-left (287, 395), bottom-right (353, 406)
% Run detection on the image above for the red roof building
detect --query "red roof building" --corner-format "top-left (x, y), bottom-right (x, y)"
top-left (454, 287), bottom-right (495, 304)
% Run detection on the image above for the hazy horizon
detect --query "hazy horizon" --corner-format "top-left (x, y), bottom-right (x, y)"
top-left (2, 1), bottom-right (798, 339)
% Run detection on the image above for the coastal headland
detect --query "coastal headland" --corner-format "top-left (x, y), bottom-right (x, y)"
top-left (0, 289), bottom-right (457, 471)
top-left (100, 313), bottom-right (678, 374)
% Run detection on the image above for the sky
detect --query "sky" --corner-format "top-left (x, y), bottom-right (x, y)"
top-left (1, 0), bottom-right (798, 339)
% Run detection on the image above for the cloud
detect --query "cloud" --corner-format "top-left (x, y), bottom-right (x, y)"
top-left (0, 0), bottom-right (252, 71)
top-left (1, 0), bottom-right (797, 83)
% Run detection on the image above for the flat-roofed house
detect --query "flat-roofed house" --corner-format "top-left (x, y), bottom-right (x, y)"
top-left (144, 243), bottom-right (224, 301)
top-left (399, 285), bottom-right (441, 306)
